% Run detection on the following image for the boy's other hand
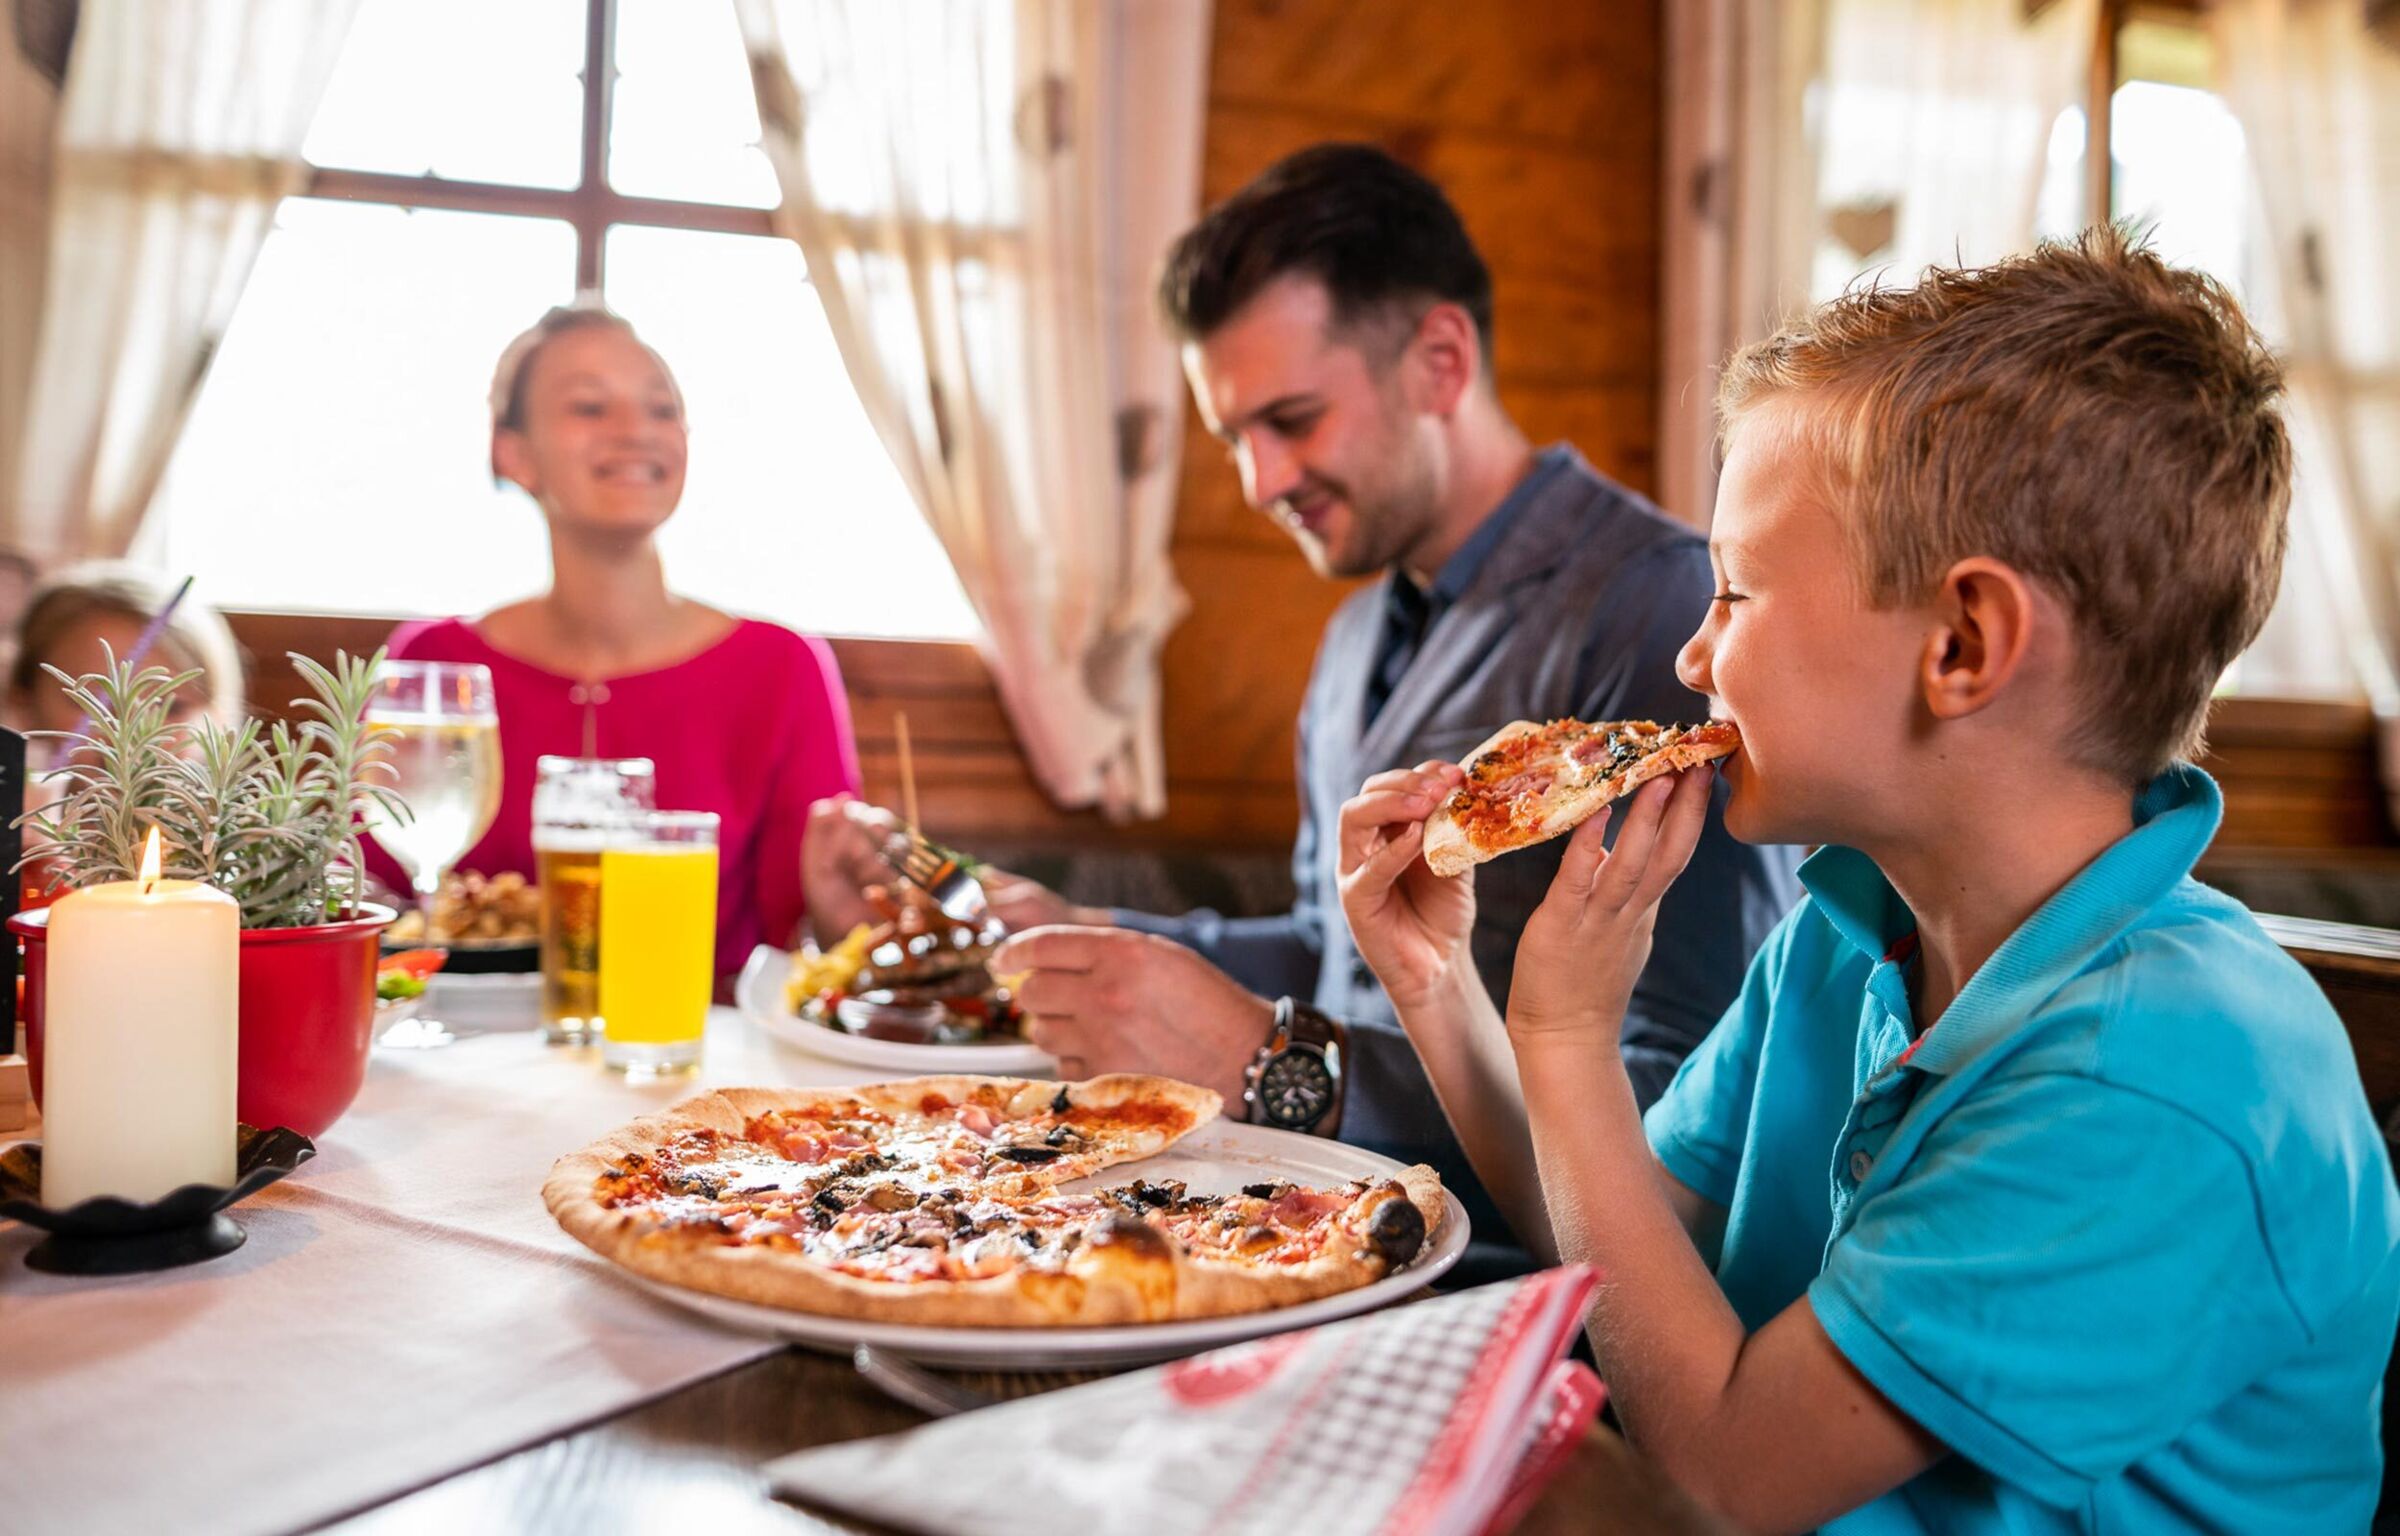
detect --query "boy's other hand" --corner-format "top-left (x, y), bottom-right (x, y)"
top-left (1336, 761), bottom-right (1475, 1009)
top-left (1509, 766), bottom-right (1716, 1040)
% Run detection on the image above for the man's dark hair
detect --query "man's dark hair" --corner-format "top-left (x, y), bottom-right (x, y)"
top-left (1158, 143), bottom-right (1495, 361)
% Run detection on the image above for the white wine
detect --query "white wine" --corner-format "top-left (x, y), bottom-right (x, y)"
top-left (365, 716), bottom-right (503, 890)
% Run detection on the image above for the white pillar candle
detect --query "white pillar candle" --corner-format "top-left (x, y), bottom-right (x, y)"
top-left (41, 833), bottom-right (239, 1208)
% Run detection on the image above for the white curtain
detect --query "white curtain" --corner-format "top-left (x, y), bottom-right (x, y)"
top-left (736, 0), bottom-right (1208, 820)
top-left (7, 0), bottom-right (359, 562)
top-left (1658, 0), bottom-right (1830, 525)
top-left (1660, 0), bottom-right (2097, 526)
top-left (0, 8), bottom-right (67, 540)
top-left (1809, 0), bottom-right (2097, 301)
top-left (2214, 0), bottom-right (2400, 806)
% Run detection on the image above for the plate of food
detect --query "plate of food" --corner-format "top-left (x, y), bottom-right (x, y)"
top-left (740, 887), bottom-right (1053, 1075)
top-left (373, 947), bottom-right (445, 1032)
top-left (380, 870), bottom-right (540, 974)
top-left (544, 1073), bottom-right (1465, 1368)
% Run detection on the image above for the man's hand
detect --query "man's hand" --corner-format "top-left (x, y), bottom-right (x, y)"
top-left (988, 927), bottom-right (1268, 1104)
top-left (1508, 766), bottom-right (1715, 1040)
top-left (976, 868), bottom-right (1112, 934)
top-left (801, 795), bottom-right (1105, 944)
top-left (1335, 761), bottom-right (1476, 1009)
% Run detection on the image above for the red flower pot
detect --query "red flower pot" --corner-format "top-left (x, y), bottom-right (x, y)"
top-left (13, 903), bottom-right (396, 1140)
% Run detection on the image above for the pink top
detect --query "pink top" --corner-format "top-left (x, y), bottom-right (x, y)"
top-left (373, 616), bottom-right (861, 977)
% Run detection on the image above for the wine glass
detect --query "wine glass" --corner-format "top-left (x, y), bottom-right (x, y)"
top-left (361, 660), bottom-right (502, 1049)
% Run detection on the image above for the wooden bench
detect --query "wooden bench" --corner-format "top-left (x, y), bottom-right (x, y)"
top-left (2256, 913), bottom-right (2400, 1120)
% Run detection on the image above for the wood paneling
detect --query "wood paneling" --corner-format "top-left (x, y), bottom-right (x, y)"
top-left (1208, 0), bottom-right (1662, 151)
top-left (226, 612), bottom-right (1298, 853)
top-left (2198, 697), bottom-right (2392, 850)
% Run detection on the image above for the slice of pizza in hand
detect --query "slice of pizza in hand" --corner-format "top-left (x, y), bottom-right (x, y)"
top-left (1421, 718), bottom-right (1740, 878)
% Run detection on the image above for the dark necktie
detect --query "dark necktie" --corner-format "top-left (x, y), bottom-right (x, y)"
top-left (1364, 574), bottom-right (1434, 728)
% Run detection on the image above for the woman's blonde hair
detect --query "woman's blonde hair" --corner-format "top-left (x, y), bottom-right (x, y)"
top-left (9, 562), bottom-right (246, 726)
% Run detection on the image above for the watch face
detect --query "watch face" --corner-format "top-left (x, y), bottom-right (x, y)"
top-left (1256, 1049), bottom-right (1335, 1130)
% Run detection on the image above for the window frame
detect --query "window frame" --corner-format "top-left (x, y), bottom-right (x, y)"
top-left (304, 0), bottom-right (774, 288)
top-left (2081, 0), bottom-right (2212, 227)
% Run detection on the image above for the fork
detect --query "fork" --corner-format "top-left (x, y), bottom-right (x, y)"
top-left (883, 826), bottom-right (991, 925)
top-left (853, 1346), bottom-right (998, 1419)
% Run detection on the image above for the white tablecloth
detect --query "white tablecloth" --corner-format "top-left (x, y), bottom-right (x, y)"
top-left (0, 1002), bottom-right (872, 1536)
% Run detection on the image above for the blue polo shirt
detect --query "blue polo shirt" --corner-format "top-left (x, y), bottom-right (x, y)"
top-left (1646, 765), bottom-right (2400, 1532)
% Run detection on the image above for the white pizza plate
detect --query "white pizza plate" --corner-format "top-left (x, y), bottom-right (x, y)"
top-left (616, 1118), bottom-right (1471, 1369)
top-left (736, 945), bottom-right (1058, 1078)
top-left (423, 970), bottom-right (542, 1031)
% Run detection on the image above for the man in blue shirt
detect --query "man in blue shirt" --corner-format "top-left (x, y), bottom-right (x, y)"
top-left (1335, 230), bottom-right (2400, 1528)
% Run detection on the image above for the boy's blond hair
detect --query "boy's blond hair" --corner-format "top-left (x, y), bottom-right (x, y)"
top-left (1718, 227), bottom-right (2292, 783)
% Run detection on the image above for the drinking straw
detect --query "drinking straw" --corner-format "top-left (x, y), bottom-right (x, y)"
top-left (895, 710), bottom-right (921, 831)
top-left (68, 574), bottom-right (195, 744)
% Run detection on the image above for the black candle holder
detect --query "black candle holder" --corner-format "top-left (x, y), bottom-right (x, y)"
top-left (0, 1124), bottom-right (315, 1275)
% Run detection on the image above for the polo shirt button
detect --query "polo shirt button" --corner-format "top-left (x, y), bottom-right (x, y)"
top-left (1848, 1150), bottom-right (1874, 1181)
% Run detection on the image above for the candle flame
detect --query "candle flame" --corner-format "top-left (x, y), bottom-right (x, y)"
top-left (138, 826), bottom-right (162, 893)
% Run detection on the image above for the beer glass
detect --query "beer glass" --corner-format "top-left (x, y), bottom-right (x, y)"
top-left (598, 810), bottom-right (718, 1076)
top-left (532, 756), bottom-right (655, 1045)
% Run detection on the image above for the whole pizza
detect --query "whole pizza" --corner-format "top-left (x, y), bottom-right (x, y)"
top-left (544, 1074), bottom-right (1447, 1327)
top-left (1423, 717), bottom-right (1740, 877)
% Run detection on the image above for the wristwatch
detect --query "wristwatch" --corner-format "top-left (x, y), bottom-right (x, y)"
top-left (1241, 997), bottom-right (1348, 1136)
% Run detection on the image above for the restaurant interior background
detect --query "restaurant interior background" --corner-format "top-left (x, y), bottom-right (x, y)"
top-left (3, 0), bottom-right (2398, 935)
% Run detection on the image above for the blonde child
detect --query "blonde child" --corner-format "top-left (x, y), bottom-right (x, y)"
top-left (1336, 230), bottom-right (2400, 1531)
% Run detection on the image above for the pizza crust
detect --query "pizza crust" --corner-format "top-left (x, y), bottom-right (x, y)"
top-left (542, 1076), bottom-right (1447, 1329)
top-left (1422, 719), bottom-right (1739, 877)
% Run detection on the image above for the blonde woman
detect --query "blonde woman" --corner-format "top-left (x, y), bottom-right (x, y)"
top-left (374, 304), bottom-right (861, 977)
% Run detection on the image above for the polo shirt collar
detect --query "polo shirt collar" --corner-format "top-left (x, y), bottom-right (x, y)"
top-left (1796, 763), bottom-right (2224, 1075)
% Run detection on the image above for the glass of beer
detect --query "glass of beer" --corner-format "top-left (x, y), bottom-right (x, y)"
top-left (598, 810), bottom-right (718, 1077)
top-left (532, 756), bottom-right (655, 1045)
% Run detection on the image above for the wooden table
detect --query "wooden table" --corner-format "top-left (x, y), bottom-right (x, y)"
top-left (320, 1344), bottom-right (1732, 1535)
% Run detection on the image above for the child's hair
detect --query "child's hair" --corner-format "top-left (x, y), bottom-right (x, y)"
top-left (1717, 226), bottom-right (2292, 783)
top-left (8, 562), bottom-right (246, 725)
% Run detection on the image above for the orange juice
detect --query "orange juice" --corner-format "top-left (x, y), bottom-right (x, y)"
top-left (598, 838), bottom-right (717, 1073)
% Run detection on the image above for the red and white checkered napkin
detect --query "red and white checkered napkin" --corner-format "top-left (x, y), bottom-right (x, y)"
top-left (766, 1266), bottom-right (1605, 1536)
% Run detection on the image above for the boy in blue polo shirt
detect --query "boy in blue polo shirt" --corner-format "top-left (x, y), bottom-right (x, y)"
top-left (1333, 229), bottom-right (2400, 1532)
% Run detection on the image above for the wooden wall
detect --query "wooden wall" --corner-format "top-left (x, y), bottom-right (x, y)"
top-left (1160, 0), bottom-right (1667, 853)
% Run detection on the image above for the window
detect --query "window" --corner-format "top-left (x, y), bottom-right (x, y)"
top-left (1802, 0), bottom-right (2353, 699)
top-left (142, 0), bottom-right (977, 641)
top-left (2097, 7), bottom-right (2351, 698)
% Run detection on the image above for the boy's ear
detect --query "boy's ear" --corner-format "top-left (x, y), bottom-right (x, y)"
top-left (1919, 557), bottom-right (2039, 720)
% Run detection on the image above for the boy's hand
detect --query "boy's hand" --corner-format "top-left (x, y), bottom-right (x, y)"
top-left (1509, 766), bottom-right (1716, 1040)
top-left (1336, 761), bottom-right (1475, 1009)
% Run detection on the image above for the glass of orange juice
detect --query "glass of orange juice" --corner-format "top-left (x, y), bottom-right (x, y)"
top-left (597, 810), bottom-right (719, 1077)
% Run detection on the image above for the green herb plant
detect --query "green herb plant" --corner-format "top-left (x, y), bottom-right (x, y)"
top-left (18, 647), bottom-right (411, 929)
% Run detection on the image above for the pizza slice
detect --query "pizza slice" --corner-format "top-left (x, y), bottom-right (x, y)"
top-left (1421, 717), bottom-right (1739, 878)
